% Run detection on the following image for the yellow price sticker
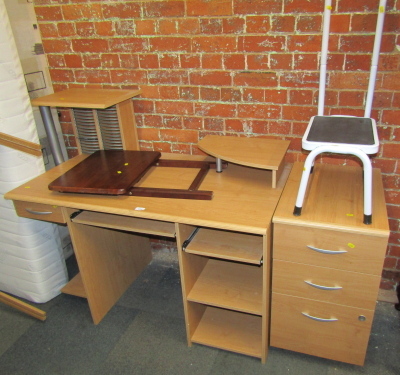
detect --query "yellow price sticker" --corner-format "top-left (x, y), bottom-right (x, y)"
top-left (347, 243), bottom-right (355, 249)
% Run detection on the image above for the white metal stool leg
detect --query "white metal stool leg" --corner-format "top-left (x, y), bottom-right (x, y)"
top-left (293, 146), bottom-right (373, 224)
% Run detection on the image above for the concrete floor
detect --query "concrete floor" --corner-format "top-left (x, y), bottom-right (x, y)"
top-left (0, 252), bottom-right (399, 375)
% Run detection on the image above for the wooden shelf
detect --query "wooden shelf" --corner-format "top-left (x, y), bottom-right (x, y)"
top-left (185, 228), bottom-right (263, 264)
top-left (61, 273), bottom-right (87, 298)
top-left (187, 258), bottom-right (263, 315)
top-left (191, 305), bottom-right (262, 359)
top-left (71, 210), bottom-right (176, 237)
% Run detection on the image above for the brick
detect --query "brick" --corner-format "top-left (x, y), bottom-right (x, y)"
top-left (109, 38), bottom-right (148, 53)
top-left (120, 54), bottom-right (139, 69)
top-left (223, 17), bottom-right (245, 34)
top-left (246, 16), bottom-right (270, 34)
top-left (162, 116), bottom-right (183, 129)
top-left (338, 91), bottom-right (364, 107)
top-left (293, 54), bottom-right (318, 70)
top-left (190, 71), bottom-right (232, 86)
top-left (328, 72), bottom-right (369, 90)
top-left (330, 15), bottom-right (351, 33)
top-left (178, 19), bottom-right (201, 34)
top-left (204, 118), bottom-right (224, 131)
top-left (344, 54), bottom-right (371, 71)
top-left (247, 54), bottom-right (270, 70)
top-left (160, 129), bottom-right (199, 143)
top-left (156, 101), bottom-right (193, 115)
top-left (39, 23), bottom-right (58, 38)
top-left (382, 110), bottom-right (400, 126)
top-left (135, 20), bottom-right (156, 35)
top-left (379, 55), bottom-right (400, 72)
top-left (72, 38), bottom-right (108, 53)
top-left (95, 21), bottom-right (114, 37)
top-left (382, 143), bottom-right (400, 159)
top-left (154, 142), bottom-right (172, 153)
top-left (287, 35), bottom-right (322, 52)
top-left (159, 86), bottom-right (180, 100)
top-left (139, 54), bottom-right (159, 69)
top-left (200, 87), bottom-right (221, 101)
top-left (234, 0), bottom-right (281, 14)
top-left (226, 119), bottom-right (245, 132)
top-left (42, 39), bottom-right (71, 53)
top-left (115, 20), bottom-right (136, 36)
top-left (340, 35), bottom-right (375, 53)
top-left (187, 0), bottom-right (232, 16)
top-left (148, 70), bottom-right (188, 85)
top-left (76, 22), bottom-right (95, 37)
top-left (200, 19), bottom-right (223, 34)
top-left (150, 37), bottom-right (191, 52)
top-left (269, 120), bottom-right (291, 135)
top-left (102, 3), bottom-right (141, 19)
top-left (351, 14), bottom-right (378, 33)
top-left (281, 72), bottom-right (319, 88)
top-left (270, 15), bottom-right (295, 33)
top-left (221, 88), bottom-right (242, 102)
top-left (234, 72), bottom-right (277, 87)
top-left (243, 88), bottom-right (264, 102)
top-left (159, 54), bottom-right (180, 69)
top-left (296, 16), bottom-right (322, 33)
top-left (179, 53), bottom-right (201, 69)
top-left (224, 54), bottom-right (246, 70)
top-left (240, 36), bottom-right (286, 52)
top-left (57, 23), bottom-right (76, 37)
top-left (282, 105), bottom-right (316, 121)
top-left (193, 36), bottom-right (237, 53)
top-left (110, 70), bottom-right (148, 85)
top-left (64, 54), bottom-right (83, 68)
top-left (101, 54), bottom-right (120, 68)
top-left (183, 117), bottom-right (202, 130)
top-left (144, 1), bottom-right (185, 18)
top-left (47, 54), bottom-right (65, 68)
top-left (75, 69), bottom-right (111, 84)
top-left (338, 0), bottom-right (379, 12)
top-left (270, 53), bottom-right (292, 70)
top-left (142, 115), bottom-right (163, 127)
top-left (290, 90), bottom-right (313, 105)
top-left (195, 103), bottom-right (236, 117)
top-left (371, 158), bottom-right (397, 174)
top-left (180, 86), bottom-right (199, 101)
top-left (238, 103), bottom-right (280, 119)
top-left (284, 0), bottom-right (322, 13)
top-left (49, 68), bottom-right (74, 82)
top-left (202, 54), bottom-right (223, 69)
top-left (381, 73), bottom-right (400, 91)
top-left (35, 6), bottom-right (63, 21)
top-left (172, 143), bottom-right (192, 154)
top-left (265, 89), bottom-right (287, 104)
top-left (158, 19), bottom-right (178, 35)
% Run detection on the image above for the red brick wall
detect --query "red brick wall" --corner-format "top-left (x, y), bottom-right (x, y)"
top-left (33, 0), bottom-right (400, 290)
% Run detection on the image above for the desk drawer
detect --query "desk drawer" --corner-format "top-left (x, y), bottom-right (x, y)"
top-left (273, 223), bottom-right (387, 275)
top-left (272, 260), bottom-right (380, 310)
top-left (13, 200), bottom-right (65, 224)
top-left (270, 292), bottom-right (373, 366)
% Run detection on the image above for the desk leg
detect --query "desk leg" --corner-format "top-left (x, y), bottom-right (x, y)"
top-left (63, 208), bottom-right (152, 324)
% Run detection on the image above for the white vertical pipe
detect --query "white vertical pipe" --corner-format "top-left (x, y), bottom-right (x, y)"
top-left (364, 0), bottom-right (387, 118)
top-left (318, 0), bottom-right (332, 116)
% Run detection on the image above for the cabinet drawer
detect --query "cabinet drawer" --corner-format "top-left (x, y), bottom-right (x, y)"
top-left (270, 292), bottom-right (374, 366)
top-left (272, 260), bottom-right (380, 310)
top-left (273, 223), bottom-right (387, 275)
top-left (13, 200), bottom-right (65, 224)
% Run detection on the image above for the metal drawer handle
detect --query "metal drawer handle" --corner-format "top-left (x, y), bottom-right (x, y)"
top-left (25, 208), bottom-right (53, 215)
top-left (302, 312), bottom-right (338, 322)
top-left (304, 280), bottom-right (343, 290)
top-left (307, 245), bottom-right (347, 254)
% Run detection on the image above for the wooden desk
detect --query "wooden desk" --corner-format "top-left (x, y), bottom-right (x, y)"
top-left (5, 153), bottom-right (290, 363)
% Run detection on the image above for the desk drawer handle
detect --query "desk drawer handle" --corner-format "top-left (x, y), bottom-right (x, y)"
top-left (302, 312), bottom-right (338, 322)
top-left (304, 280), bottom-right (343, 291)
top-left (307, 245), bottom-right (347, 255)
top-left (25, 208), bottom-right (53, 215)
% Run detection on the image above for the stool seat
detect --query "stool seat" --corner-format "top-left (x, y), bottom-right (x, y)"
top-left (294, 116), bottom-right (379, 225)
top-left (303, 116), bottom-right (379, 153)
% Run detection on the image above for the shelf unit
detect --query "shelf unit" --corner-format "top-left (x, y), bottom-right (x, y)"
top-left (177, 224), bottom-right (270, 362)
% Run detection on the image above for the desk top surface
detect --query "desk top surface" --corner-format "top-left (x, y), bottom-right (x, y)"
top-left (31, 88), bottom-right (141, 109)
top-left (6, 153), bottom-right (290, 234)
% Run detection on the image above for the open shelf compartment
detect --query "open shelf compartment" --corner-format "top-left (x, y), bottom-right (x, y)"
top-left (184, 227), bottom-right (263, 265)
top-left (191, 304), bottom-right (263, 359)
top-left (187, 258), bottom-right (263, 315)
